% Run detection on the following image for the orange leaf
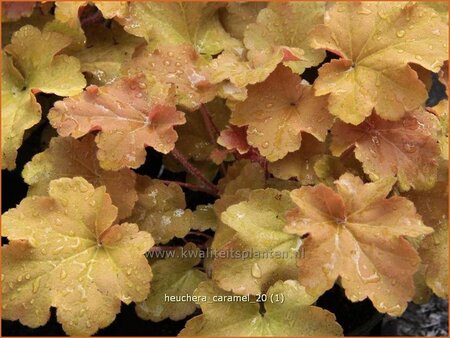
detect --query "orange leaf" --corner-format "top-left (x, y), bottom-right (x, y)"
top-left (285, 174), bottom-right (433, 316)
top-left (331, 108), bottom-right (440, 191)
top-left (48, 75), bottom-right (186, 170)
top-left (230, 65), bottom-right (333, 161)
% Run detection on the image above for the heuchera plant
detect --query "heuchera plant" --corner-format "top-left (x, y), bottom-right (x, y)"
top-left (1, 1), bottom-right (448, 336)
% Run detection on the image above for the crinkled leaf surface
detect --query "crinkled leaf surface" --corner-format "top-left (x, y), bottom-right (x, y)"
top-left (285, 174), bottom-right (433, 315)
top-left (213, 189), bottom-right (298, 295)
top-left (126, 175), bottom-right (192, 244)
top-left (22, 135), bottom-right (137, 220)
top-left (119, 2), bottom-right (239, 55)
top-left (231, 65), bottom-right (333, 161)
top-left (331, 108), bottom-right (441, 191)
top-left (179, 280), bottom-right (343, 336)
top-left (244, 2), bottom-right (326, 74)
top-left (1, 177), bottom-right (154, 336)
top-left (127, 44), bottom-right (218, 110)
top-left (311, 2), bottom-right (448, 124)
top-left (2, 26), bottom-right (86, 170)
top-left (48, 75), bottom-right (186, 170)
top-left (136, 243), bottom-right (207, 322)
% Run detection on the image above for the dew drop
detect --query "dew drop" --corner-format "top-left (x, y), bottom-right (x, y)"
top-left (403, 142), bottom-right (416, 153)
top-left (25, 274), bottom-right (31, 280)
top-left (396, 30), bottom-right (405, 38)
top-left (138, 82), bottom-right (147, 89)
top-left (60, 270), bottom-right (67, 280)
top-left (32, 277), bottom-right (41, 293)
top-left (163, 60), bottom-right (171, 66)
top-left (265, 102), bottom-right (273, 108)
top-left (415, 55), bottom-right (423, 61)
top-left (251, 263), bottom-right (262, 278)
top-left (135, 92), bottom-right (143, 98)
top-left (262, 141), bottom-right (269, 149)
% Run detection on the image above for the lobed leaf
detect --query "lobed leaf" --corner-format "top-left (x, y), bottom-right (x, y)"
top-left (179, 280), bottom-right (343, 336)
top-left (136, 243), bottom-right (207, 322)
top-left (404, 162), bottom-right (448, 298)
top-left (285, 173), bottom-right (433, 315)
top-left (2, 25), bottom-right (86, 170)
top-left (230, 65), bottom-right (333, 161)
top-left (22, 135), bottom-right (137, 220)
top-left (126, 175), bottom-right (192, 244)
top-left (119, 2), bottom-right (240, 56)
top-left (331, 108), bottom-right (441, 191)
top-left (126, 44), bottom-right (218, 111)
top-left (213, 189), bottom-right (298, 295)
top-left (1, 177), bottom-right (154, 336)
top-left (311, 2), bottom-right (448, 124)
top-left (244, 2), bottom-right (326, 74)
top-left (48, 75), bottom-right (186, 170)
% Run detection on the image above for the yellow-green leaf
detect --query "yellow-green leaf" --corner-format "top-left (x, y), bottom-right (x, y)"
top-left (179, 280), bottom-right (343, 336)
top-left (126, 175), bottom-right (192, 244)
top-left (136, 243), bottom-right (207, 322)
top-left (244, 2), bottom-right (326, 74)
top-left (1, 177), bottom-right (154, 336)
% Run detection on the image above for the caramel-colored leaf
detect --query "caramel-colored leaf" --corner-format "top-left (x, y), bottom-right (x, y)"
top-left (312, 2), bottom-right (448, 124)
top-left (220, 2), bottom-right (266, 40)
top-left (244, 2), bottom-right (326, 74)
top-left (268, 133), bottom-right (327, 185)
top-left (213, 189), bottom-right (298, 295)
top-left (179, 280), bottom-right (343, 336)
top-left (1, 177), bottom-right (154, 336)
top-left (331, 108), bottom-right (440, 191)
top-left (427, 99), bottom-right (448, 160)
top-left (48, 75), bottom-right (185, 170)
top-left (1, 52), bottom-right (41, 170)
top-left (119, 3), bottom-right (239, 56)
top-left (22, 135), bottom-right (137, 220)
top-left (217, 125), bottom-right (250, 155)
top-left (231, 65), bottom-right (333, 161)
top-left (126, 175), bottom-right (192, 244)
top-left (404, 162), bottom-right (448, 298)
top-left (285, 174), bottom-right (433, 315)
top-left (126, 44), bottom-right (218, 110)
top-left (2, 26), bottom-right (86, 170)
top-left (136, 243), bottom-right (207, 322)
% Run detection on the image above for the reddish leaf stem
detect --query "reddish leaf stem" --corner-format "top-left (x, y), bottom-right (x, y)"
top-left (170, 147), bottom-right (219, 196)
top-left (199, 104), bottom-right (227, 176)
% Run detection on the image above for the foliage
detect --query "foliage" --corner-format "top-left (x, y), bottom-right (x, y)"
top-left (1, 1), bottom-right (448, 336)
